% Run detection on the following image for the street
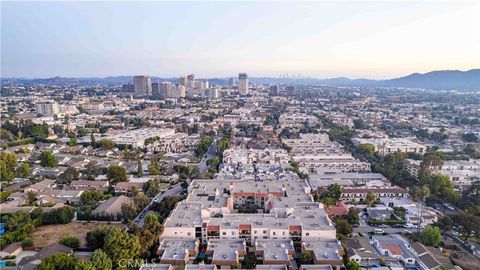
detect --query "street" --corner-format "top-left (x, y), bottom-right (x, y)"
top-left (133, 183), bottom-right (183, 227)
top-left (199, 138), bottom-right (219, 176)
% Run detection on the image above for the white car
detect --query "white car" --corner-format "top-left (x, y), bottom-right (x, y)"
top-left (374, 228), bottom-right (385, 234)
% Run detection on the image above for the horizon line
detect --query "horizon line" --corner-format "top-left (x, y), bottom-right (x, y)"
top-left (2, 68), bottom-right (479, 81)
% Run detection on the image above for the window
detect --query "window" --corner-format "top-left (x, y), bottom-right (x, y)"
top-left (223, 232), bottom-right (226, 235)
top-left (273, 232), bottom-right (276, 235)
top-left (306, 233), bottom-right (310, 236)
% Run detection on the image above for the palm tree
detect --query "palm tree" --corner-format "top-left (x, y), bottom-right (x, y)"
top-left (366, 191), bottom-right (376, 214)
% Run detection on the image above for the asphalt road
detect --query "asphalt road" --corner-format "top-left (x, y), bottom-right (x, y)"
top-left (134, 183), bottom-right (183, 227)
top-left (199, 138), bottom-right (219, 176)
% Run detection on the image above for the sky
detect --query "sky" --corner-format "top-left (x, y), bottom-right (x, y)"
top-left (1, 1), bottom-right (480, 79)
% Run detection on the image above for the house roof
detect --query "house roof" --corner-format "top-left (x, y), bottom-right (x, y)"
top-left (1, 242), bottom-right (22, 253)
top-left (19, 243), bottom-right (72, 266)
top-left (383, 244), bottom-right (402, 256)
top-left (411, 242), bottom-right (428, 255)
top-left (93, 195), bottom-right (131, 215)
top-left (418, 253), bottom-right (441, 269)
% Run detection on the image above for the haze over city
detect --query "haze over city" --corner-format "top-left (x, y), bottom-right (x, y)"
top-left (2, 1), bottom-right (480, 79)
top-left (1, 1), bottom-right (480, 270)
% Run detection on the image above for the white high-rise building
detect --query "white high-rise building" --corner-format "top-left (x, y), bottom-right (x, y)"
top-left (228, 78), bottom-right (235, 88)
top-left (238, 73), bottom-right (249, 95)
top-left (187, 74), bottom-right (195, 89)
top-left (179, 76), bottom-right (187, 87)
top-left (203, 88), bottom-right (220, 99)
top-left (36, 100), bottom-right (59, 116)
top-left (133, 75), bottom-right (152, 96)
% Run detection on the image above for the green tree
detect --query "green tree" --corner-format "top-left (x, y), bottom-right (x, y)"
top-left (39, 150), bottom-right (58, 167)
top-left (143, 179), bottom-right (160, 197)
top-left (17, 162), bottom-right (31, 178)
top-left (90, 131), bottom-right (96, 147)
top-left (21, 238), bottom-right (34, 247)
top-left (420, 226), bottom-right (442, 246)
top-left (37, 253), bottom-right (77, 270)
top-left (75, 259), bottom-right (95, 270)
top-left (59, 236), bottom-right (80, 249)
top-left (86, 226), bottom-right (114, 250)
top-left (242, 252), bottom-right (258, 269)
top-left (0, 151), bottom-right (17, 180)
top-left (26, 191), bottom-right (37, 205)
top-left (216, 138), bottom-right (230, 154)
top-left (366, 191), bottom-right (376, 211)
top-left (137, 160), bottom-right (143, 177)
top-left (298, 250), bottom-right (312, 265)
top-left (135, 214), bottom-right (164, 254)
top-left (91, 249), bottom-right (112, 270)
top-left (327, 183), bottom-right (342, 201)
top-left (133, 193), bottom-right (149, 211)
top-left (437, 215), bottom-right (453, 231)
top-left (58, 167), bottom-right (79, 184)
top-left (353, 119), bottom-right (367, 129)
top-left (462, 133), bottom-right (478, 142)
top-left (40, 206), bottom-right (75, 224)
top-left (67, 137), bottom-right (78, 147)
top-left (206, 157), bottom-right (221, 171)
top-left (121, 201), bottom-right (137, 221)
top-left (357, 144), bottom-right (375, 156)
top-left (451, 213), bottom-right (480, 241)
top-left (103, 227), bottom-right (141, 269)
top-left (346, 260), bottom-right (362, 270)
top-left (148, 157), bottom-right (162, 175)
top-left (421, 174), bottom-right (458, 203)
top-left (100, 138), bottom-right (115, 150)
top-left (335, 218), bottom-right (353, 236)
top-left (107, 165), bottom-right (127, 184)
top-left (80, 190), bottom-right (104, 205)
top-left (28, 122), bottom-right (48, 140)
top-left (347, 207), bottom-right (361, 225)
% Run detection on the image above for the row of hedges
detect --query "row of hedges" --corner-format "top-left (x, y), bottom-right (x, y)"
top-left (368, 219), bottom-right (406, 225)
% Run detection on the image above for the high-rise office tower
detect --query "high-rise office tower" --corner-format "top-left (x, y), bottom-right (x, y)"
top-left (122, 83), bottom-right (134, 93)
top-left (177, 85), bottom-right (186, 98)
top-left (179, 76), bottom-right (187, 87)
top-left (158, 82), bottom-right (173, 98)
top-left (238, 73), bottom-right (249, 95)
top-left (187, 74), bottom-right (195, 89)
top-left (203, 88), bottom-right (220, 99)
top-left (229, 78), bottom-right (235, 88)
top-left (133, 75), bottom-right (152, 96)
top-left (270, 85), bottom-right (280, 96)
top-left (152, 82), bottom-right (160, 96)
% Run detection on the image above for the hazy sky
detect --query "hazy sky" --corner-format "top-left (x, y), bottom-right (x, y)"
top-left (1, 1), bottom-right (479, 79)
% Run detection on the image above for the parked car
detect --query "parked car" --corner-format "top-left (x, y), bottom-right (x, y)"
top-left (374, 228), bottom-right (385, 234)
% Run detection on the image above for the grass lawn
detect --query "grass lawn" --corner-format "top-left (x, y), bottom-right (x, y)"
top-left (31, 222), bottom-right (122, 248)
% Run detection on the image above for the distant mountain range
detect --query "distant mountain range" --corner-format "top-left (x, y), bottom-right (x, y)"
top-left (2, 69), bottom-right (479, 90)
